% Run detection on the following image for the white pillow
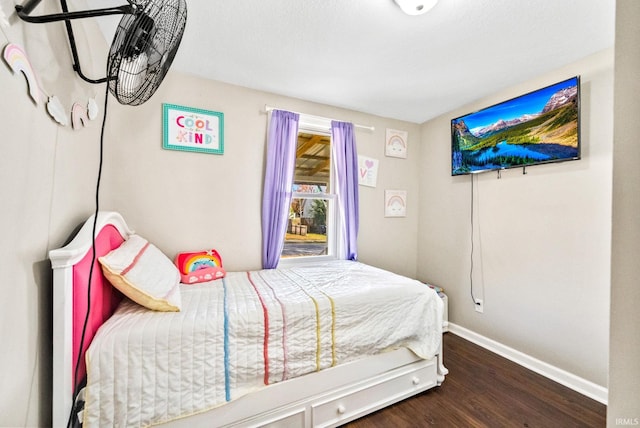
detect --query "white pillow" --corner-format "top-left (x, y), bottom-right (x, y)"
top-left (99, 234), bottom-right (181, 311)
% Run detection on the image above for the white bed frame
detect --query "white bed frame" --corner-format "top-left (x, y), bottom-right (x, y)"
top-left (50, 211), bottom-right (447, 427)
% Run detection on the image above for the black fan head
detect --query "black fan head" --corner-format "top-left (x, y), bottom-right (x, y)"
top-left (107, 0), bottom-right (187, 106)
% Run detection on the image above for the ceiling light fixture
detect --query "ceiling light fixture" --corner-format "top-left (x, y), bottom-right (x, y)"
top-left (394, 0), bottom-right (438, 15)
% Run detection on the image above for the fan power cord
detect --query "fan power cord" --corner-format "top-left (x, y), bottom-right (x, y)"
top-left (67, 81), bottom-right (109, 428)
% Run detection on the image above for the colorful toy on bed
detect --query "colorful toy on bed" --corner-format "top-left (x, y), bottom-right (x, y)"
top-left (175, 249), bottom-right (226, 284)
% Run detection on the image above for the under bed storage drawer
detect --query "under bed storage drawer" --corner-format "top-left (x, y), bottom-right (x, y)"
top-left (311, 359), bottom-right (437, 427)
top-left (253, 408), bottom-right (306, 428)
top-left (228, 406), bottom-right (306, 428)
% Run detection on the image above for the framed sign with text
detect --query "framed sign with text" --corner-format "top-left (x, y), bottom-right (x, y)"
top-left (162, 103), bottom-right (224, 155)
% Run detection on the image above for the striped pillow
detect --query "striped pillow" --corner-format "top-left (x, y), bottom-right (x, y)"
top-left (99, 234), bottom-right (181, 311)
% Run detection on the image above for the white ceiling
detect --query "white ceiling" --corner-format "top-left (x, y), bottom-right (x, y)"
top-left (112, 0), bottom-right (616, 123)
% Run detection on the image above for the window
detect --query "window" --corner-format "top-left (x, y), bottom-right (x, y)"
top-left (281, 131), bottom-right (336, 261)
top-left (262, 111), bottom-right (357, 268)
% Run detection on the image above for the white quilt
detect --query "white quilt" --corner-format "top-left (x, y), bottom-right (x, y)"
top-left (83, 261), bottom-right (443, 427)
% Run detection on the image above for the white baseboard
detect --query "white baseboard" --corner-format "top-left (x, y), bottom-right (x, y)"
top-left (447, 323), bottom-right (608, 405)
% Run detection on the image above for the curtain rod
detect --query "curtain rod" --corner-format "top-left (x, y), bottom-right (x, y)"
top-left (264, 105), bottom-right (375, 132)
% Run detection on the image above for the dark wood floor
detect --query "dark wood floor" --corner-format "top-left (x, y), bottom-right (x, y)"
top-left (342, 333), bottom-right (606, 427)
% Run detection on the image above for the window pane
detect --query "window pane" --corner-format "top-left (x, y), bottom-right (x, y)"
top-left (282, 198), bottom-right (328, 258)
top-left (281, 131), bottom-right (332, 260)
top-left (294, 133), bottom-right (330, 189)
top-left (292, 183), bottom-right (327, 194)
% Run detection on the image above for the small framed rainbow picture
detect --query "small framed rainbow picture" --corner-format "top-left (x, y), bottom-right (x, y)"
top-left (385, 128), bottom-right (408, 159)
top-left (163, 103), bottom-right (224, 155)
top-left (385, 190), bottom-right (407, 218)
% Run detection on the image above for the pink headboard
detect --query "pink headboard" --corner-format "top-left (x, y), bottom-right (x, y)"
top-left (71, 224), bottom-right (125, 389)
top-left (50, 211), bottom-right (135, 426)
top-left (73, 225), bottom-right (124, 388)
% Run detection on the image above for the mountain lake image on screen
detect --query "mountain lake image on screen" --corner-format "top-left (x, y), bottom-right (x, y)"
top-left (451, 76), bottom-right (581, 176)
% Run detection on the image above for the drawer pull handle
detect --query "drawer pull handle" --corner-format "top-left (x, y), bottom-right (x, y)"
top-left (337, 404), bottom-right (346, 414)
top-left (412, 376), bottom-right (420, 385)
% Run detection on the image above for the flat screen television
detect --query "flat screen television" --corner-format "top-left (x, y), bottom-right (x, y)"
top-left (451, 76), bottom-right (580, 176)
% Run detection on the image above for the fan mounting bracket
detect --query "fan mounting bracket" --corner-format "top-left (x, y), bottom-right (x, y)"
top-left (15, 0), bottom-right (135, 84)
top-left (15, 0), bottom-right (134, 23)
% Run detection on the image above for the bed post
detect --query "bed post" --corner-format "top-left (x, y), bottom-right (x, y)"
top-left (49, 259), bottom-right (75, 427)
top-left (437, 337), bottom-right (448, 385)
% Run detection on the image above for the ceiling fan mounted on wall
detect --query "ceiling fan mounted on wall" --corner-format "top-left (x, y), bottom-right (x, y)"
top-left (15, 0), bottom-right (187, 106)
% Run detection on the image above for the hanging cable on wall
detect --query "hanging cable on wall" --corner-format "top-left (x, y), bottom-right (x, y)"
top-left (469, 173), bottom-right (486, 312)
top-left (14, 1), bottom-right (188, 424)
top-left (470, 174), bottom-right (476, 306)
top-left (67, 81), bottom-right (109, 428)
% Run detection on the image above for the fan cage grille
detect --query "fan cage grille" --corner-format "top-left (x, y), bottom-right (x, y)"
top-left (107, 0), bottom-right (187, 106)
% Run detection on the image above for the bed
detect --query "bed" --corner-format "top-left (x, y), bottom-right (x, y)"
top-left (49, 211), bottom-right (447, 427)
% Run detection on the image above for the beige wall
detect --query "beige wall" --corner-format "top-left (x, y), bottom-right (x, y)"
top-left (0, 1), bottom-right (109, 425)
top-left (417, 49), bottom-right (614, 389)
top-left (2, 1), bottom-right (633, 426)
top-left (101, 73), bottom-right (422, 277)
top-left (1, 10), bottom-right (421, 425)
top-left (608, 0), bottom-right (640, 424)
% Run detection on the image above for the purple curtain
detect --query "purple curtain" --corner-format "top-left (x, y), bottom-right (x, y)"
top-left (331, 120), bottom-right (359, 261)
top-left (262, 110), bottom-right (300, 269)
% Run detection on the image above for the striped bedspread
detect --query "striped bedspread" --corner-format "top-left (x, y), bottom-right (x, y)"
top-left (83, 260), bottom-right (443, 427)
